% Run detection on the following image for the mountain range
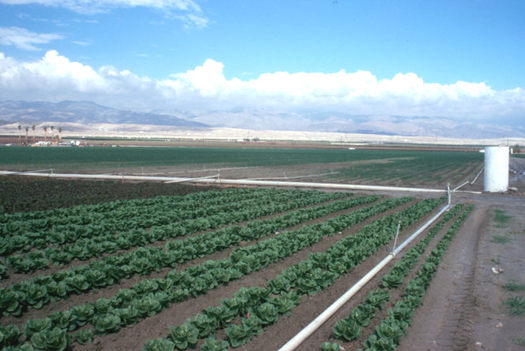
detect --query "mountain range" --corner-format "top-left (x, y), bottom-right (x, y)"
top-left (1, 100), bottom-right (524, 139)
top-left (0, 100), bottom-right (207, 128)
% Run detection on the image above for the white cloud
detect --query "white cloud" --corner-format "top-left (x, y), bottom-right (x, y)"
top-left (72, 40), bottom-right (91, 46)
top-left (0, 26), bottom-right (63, 50)
top-left (0, 0), bottom-right (208, 28)
top-left (0, 50), bottom-right (524, 135)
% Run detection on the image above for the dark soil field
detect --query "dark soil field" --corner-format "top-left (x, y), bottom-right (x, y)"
top-left (0, 176), bottom-right (215, 213)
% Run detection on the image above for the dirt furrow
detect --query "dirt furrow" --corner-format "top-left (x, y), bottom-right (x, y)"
top-left (74, 200), bottom-right (417, 350)
top-left (398, 204), bottom-right (485, 351)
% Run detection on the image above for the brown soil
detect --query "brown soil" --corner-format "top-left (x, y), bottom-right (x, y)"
top-left (0, 175), bottom-right (216, 213)
top-left (399, 196), bottom-right (525, 351)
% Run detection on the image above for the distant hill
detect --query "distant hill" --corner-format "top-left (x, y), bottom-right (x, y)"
top-left (0, 100), bottom-right (208, 128)
top-left (1, 100), bottom-right (523, 139)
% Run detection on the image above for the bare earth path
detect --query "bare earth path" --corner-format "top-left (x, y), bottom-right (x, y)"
top-left (399, 195), bottom-right (525, 351)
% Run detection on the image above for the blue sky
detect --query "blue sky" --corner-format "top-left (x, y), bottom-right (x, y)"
top-left (1, 0), bottom-right (524, 88)
top-left (0, 0), bottom-right (524, 137)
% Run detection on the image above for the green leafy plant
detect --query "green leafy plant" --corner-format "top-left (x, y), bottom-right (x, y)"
top-left (93, 314), bottom-right (121, 334)
top-left (320, 341), bottom-right (341, 351)
top-left (72, 328), bottom-right (94, 345)
top-left (0, 290), bottom-right (23, 316)
top-left (382, 271), bottom-right (405, 288)
top-left (363, 333), bottom-right (397, 350)
top-left (240, 315), bottom-right (264, 336)
top-left (269, 291), bottom-right (300, 315)
top-left (0, 260), bottom-right (8, 279)
top-left (0, 324), bottom-right (21, 347)
top-left (200, 337), bottom-right (229, 351)
top-left (30, 327), bottom-right (69, 351)
top-left (494, 209), bottom-right (511, 227)
top-left (24, 318), bottom-right (52, 339)
top-left (134, 295), bottom-right (162, 318)
top-left (491, 235), bottom-right (512, 244)
top-left (504, 280), bottom-right (525, 292)
top-left (142, 338), bottom-right (175, 351)
top-left (48, 311), bottom-right (73, 330)
top-left (93, 298), bottom-right (113, 315)
top-left (70, 305), bottom-right (94, 329)
top-left (253, 302), bottom-right (279, 325)
top-left (168, 323), bottom-right (198, 350)
top-left (116, 306), bottom-right (139, 325)
top-left (513, 337), bottom-right (525, 347)
top-left (65, 275), bottom-right (90, 294)
top-left (504, 296), bottom-right (525, 316)
top-left (349, 303), bottom-right (376, 327)
top-left (333, 318), bottom-right (361, 341)
top-left (365, 289), bottom-right (390, 309)
top-left (374, 316), bottom-right (407, 345)
top-left (189, 313), bottom-right (218, 339)
top-left (225, 324), bottom-right (252, 348)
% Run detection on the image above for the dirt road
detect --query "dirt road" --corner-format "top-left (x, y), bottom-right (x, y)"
top-left (400, 194), bottom-right (525, 351)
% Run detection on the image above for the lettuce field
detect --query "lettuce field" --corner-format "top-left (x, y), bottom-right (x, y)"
top-left (0, 182), bottom-right (475, 351)
top-left (0, 146), bottom-right (483, 188)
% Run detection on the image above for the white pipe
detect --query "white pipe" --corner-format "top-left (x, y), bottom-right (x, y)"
top-left (278, 255), bottom-right (395, 351)
top-left (391, 219), bottom-right (401, 254)
top-left (245, 171), bottom-right (339, 181)
top-left (392, 204), bottom-right (449, 255)
top-left (164, 174), bottom-right (220, 183)
top-left (470, 166), bottom-right (484, 185)
top-left (453, 181), bottom-right (469, 192)
top-left (278, 202), bottom-right (450, 351)
top-left (452, 164), bottom-right (484, 192)
top-left (0, 170), bottom-right (447, 193)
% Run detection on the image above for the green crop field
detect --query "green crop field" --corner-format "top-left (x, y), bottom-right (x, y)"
top-left (0, 184), bottom-right (471, 351)
top-left (0, 146), bottom-right (482, 171)
top-left (0, 146), bottom-right (483, 188)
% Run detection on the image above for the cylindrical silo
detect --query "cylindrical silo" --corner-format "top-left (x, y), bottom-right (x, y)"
top-left (484, 146), bottom-right (509, 192)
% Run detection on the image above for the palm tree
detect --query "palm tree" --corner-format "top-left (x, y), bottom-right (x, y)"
top-left (58, 127), bottom-right (63, 142)
top-left (43, 126), bottom-right (48, 142)
top-left (50, 126), bottom-right (55, 143)
top-left (25, 127), bottom-right (29, 145)
top-left (18, 124), bottom-right (22, 144)
top-left (31, 125), bottom-right (36, 143)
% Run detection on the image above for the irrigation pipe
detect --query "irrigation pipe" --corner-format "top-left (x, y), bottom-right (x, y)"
top-left (246, 171), bottom-right (339, 181)
top-left (164, 174), bottom-right (220, 184)
top-left (453, 181), bottom-right (469, 192)
top-left (0, 170), bottom-right (447, 193)
top-left (277, 202), bottom-right (451, 351)
top-left (470, 166), bottom-right (484, 185)
top-left (452, 166), bottom-right (484, 192)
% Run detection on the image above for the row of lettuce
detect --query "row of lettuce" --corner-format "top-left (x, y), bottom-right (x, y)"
top-left (0, 194), bottom-right (429, 350)
top-left (1, 188), bottom-right (466, 351)
top-left (321, 203), bottom-right (473, 351)
top-left (1, 188), bottom-right (343, 257)
top-left (136, 198), bottom-right (444, 351)
top-left (0, 193), bottom-right (377, 317)
top-left (1, 190), bottom-right (349, 276)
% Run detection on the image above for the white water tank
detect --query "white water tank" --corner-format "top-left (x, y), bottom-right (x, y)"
top-left (484, 146), bottom-right (509, 192)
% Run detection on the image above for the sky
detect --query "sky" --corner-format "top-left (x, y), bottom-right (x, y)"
top-left (0, 0), bottom-right (524, 136)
